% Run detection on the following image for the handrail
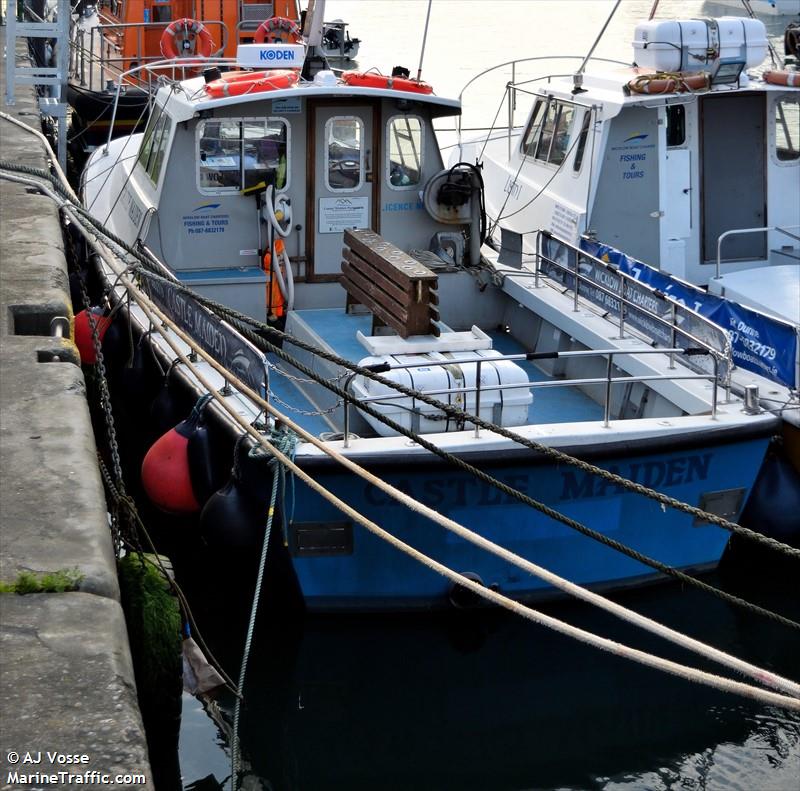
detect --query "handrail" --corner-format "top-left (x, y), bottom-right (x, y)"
top-left (75, 19), bottom-right (230, 92)
top-left (715, 224), bottom-right (800, 279)
top-left (455, 55), bottom-right (628, 145)
top-left (103, 57), bottom-right (240, 149)
top-left (533, 232), bottom-right (732, 367)
top-left (341, 346), bottom-right (721, 445)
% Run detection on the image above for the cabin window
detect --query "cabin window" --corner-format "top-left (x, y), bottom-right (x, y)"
top-left (521, 99), bottom-right (546, 157)
top-left (666, 105), bottom-right (686, 147)
top-left (573, 110), bottom-right (591, 172)
top-left (325, 116), bottom-right (364, 192)
top-left (775, 99), bottom-right (800, 162)
top-left (386, 116), bottom-right (424, 189)
top-left (197, 118), bottom-right (289, 194)
top-left (151, 3), bottom-right (172, 23)
top-left (137, 105), bottom-right (172, 186)
top-left (521, 97), bottom-right (576, 166)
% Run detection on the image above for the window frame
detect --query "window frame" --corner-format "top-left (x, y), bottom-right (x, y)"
top-left (385, 114), bottom-right (425, 191)
top-left (136, 104), bottom-right (173, 188)
top-left (773, 97), bottom-right (800, 165)
top-left (520, 95), bottom-right (578, 168)
top-left (324, 115), bottom-right (365, 193)
top-left (195, 116), bottom-right (291, 196)
top-left (572, 109), bottom-right (592, 174)
top-left (666, 104), bottom-right (687, 149)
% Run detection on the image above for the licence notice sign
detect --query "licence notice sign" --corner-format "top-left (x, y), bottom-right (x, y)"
top-left (319, 197), bottom-right (369, 234)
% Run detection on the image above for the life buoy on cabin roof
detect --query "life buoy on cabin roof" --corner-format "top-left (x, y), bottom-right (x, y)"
top-left (254, 16), bottom-right (303, 44)
top-left (763, 70), bottom-right (800, 88)
top-left (204, 69), bottom-right (299, 98)
top-left (341, 70), bottom-right (434, 95)
top-left (627, 72), bottom-right (710, 95)
top-left (160, 17), bottom-right (215, 60)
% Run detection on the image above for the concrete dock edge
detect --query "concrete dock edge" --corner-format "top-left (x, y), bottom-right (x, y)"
top-left (1, 31), bottom-right (153, 786)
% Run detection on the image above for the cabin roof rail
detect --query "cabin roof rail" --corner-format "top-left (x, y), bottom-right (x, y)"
top-left (715, 224), bottom-right (800, 279)
top-left (455, 55), bottom-right (627, 144)
top-left (102, 56), bottom-right (239, 151)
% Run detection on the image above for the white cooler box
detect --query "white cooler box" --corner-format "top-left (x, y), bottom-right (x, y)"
top-left (349, 349), bottom-right (533, 437)
top-left (632, 17), bottom-right (768, 73)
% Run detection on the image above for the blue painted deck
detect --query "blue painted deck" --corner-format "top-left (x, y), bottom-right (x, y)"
top-left (291, 308), bottom-right (602, 426)
top-left (489, 331), bottom-right (604, 424)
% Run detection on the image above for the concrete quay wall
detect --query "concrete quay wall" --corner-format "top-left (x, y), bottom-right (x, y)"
top-left (0, 34), bottom-right (153, 787)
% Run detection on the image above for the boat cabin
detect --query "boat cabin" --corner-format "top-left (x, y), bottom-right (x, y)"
top-left (459, 17), bottom-right (800, 289)
top-left (87, 50), bottom-right (473, 322)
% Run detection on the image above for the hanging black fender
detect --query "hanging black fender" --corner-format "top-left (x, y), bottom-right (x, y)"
top-left (200, 441), bottom-right (276, 550)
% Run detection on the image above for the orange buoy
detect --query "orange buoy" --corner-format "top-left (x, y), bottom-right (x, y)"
top-left (204, 69), bottom-right (299, 98)
top-left (341, 70), bottom-right (434, 94)
top-left (763, 70), bottom-right (800, 88)
top-left (74, 308), bottom-right (112, 364)
top-left (253, 16), bottom-right (303, 44)
top-left (160, 17), bottom-right (215, 60)
top-left (142, 424), bottom-right (200, 514)
top-left (627, 72), bottom-right (709, 95)
top-left (141, 398), bottom-right (217, 514)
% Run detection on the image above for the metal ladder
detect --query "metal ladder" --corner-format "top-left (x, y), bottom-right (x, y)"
top-left (4, 0), bottom-right (71, 169)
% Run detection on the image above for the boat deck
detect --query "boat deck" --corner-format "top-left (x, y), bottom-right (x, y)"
top-left (268, 308), bottom-right (603, 438)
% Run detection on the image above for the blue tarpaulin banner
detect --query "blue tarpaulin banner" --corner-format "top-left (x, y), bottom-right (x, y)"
top-left (580, 239), bottom-right (798, 389)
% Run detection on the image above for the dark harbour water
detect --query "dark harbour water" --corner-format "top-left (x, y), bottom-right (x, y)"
top-left (175, 557), bottom-right (800, 791)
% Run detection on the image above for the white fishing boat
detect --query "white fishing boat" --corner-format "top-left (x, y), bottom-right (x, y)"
top-left (79, 4), bottom-right (782, 611)
top-left (707, 0), bottom-right (800, 16)
top-left (453, 7), bottom-right (800, 549)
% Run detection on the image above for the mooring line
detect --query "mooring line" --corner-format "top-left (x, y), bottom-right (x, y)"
top-left (61, 220), bottom-right (798, 708)
top-left (108, 266), bottom-right (800, 712)
top-left (2, 121), bottom-right (799, 709)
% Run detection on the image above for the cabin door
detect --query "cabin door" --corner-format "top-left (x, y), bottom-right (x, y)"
top-left (701, 94), bottom-right (766, 263)
top-left (306, 101), bottom-right (380, 281)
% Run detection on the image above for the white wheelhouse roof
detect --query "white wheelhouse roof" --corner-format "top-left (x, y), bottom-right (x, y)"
top-left (155, 75), bottom-right (462, 124)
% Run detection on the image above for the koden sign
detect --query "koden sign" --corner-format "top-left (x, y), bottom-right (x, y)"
top-left (237, 43), bottom-right (305, 68)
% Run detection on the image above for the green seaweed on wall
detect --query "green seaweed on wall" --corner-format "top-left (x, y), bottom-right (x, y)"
top-left (0, 568), bottom-right (84, 593)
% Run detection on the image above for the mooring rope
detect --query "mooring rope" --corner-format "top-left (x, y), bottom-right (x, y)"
top-left (0, 133), bottom-right (793, 563)
top-left (88, 256), bottom-right (800, 712)
top-left (2, 119), bottom-right (800, 709)
top-left (231, 436), bottom-right (285, 790)
top-left (2, 159), bottom-right (799, 641)
top-left (45, 207), bottom-right (799, 706)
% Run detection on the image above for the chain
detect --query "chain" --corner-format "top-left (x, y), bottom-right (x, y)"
top-left (5, 162), bottom-right (798, 631)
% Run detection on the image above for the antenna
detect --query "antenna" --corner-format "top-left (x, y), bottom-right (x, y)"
top-left (416, 0), bottom-right (434, 82)
top-left (573, 0), bottom-right (622, 94)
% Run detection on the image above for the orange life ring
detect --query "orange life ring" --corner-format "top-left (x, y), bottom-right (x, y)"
top-left (627, 72), bottom-right (709, 95)
top-left (763, 70), bottom-right (800, 88)
top-left (160, 18), bottom-right (215, 60)
top-left (341, 71), bottom-right (434, 95)
top-left (204, 69), bottom-right (299, 98)
top-left (254, 16), bottom-right (303, 44)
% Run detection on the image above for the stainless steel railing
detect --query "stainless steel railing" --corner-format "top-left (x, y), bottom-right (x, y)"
top-left (527, 232), bottom-right (732, 378)
top-left (73, 19), bottom-right (229, 93)
top-left (339, 346), bottom-right (722, 447)
top-left (715, 224), bottom-right (800, 279)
